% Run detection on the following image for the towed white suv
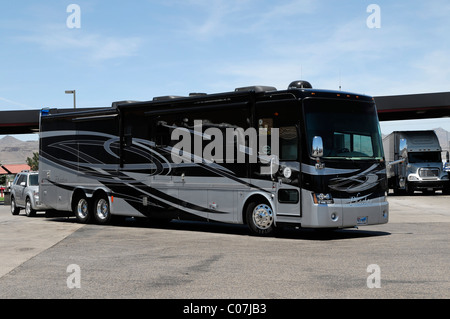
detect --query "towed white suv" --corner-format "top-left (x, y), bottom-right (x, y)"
top-left (10, 171), bottom-right (48, 217)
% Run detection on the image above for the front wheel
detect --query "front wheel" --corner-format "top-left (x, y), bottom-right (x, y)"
top-left (246, 201), bottom-right (275, 236)
top-left (443, 185), bottom-right (450, 195)
top-left (11, 196), bottom-right (20, 215)
top-left (405, 182), bottom-right (414, 196)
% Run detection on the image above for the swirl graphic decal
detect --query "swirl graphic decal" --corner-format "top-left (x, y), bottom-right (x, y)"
top-left (328, 164), bottom-right (384, 193)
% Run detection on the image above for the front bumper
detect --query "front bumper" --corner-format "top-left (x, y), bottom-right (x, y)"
top-left (302, 193), bottom-right (389, 228)
top-left (33, 198), bottom-right (50, 211)
top-left (408, 180), bottom-right (449, 191)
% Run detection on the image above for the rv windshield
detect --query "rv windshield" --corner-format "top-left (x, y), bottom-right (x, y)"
top-left (304, 98), bottom-right (384, 160)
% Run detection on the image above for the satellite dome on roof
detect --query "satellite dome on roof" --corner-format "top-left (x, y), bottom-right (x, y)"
top-left (288, 80), bottom-right (313, 89)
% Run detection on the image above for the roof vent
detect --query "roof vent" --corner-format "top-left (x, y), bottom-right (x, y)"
top-left (288, 80), bottom-right (313, 89)
top-left (152, 95), bottom-right (184, 101)
top-left (111, 100), bottom-right (140, 108)
top-left (189, 92), bottom-right (208, 97)
top-left (235, 85), bottom-right (277, 93)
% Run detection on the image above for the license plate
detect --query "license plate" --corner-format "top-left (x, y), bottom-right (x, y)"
top-left (357, 216), bottom-right (368, 225)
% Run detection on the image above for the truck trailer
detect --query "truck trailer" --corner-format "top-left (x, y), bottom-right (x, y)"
top-left (383, 130), bottom-right (450, 194)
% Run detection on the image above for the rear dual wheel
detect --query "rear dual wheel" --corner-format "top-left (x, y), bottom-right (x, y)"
top-left (73, 194), bottom-right (112, 225)
top-left (73, 195), bottom-right (91, 224)
top-left (93, 195), bottom-right (112, 225)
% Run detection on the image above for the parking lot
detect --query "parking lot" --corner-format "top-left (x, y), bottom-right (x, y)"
top-left (0, 193), bottom-right (449, 299)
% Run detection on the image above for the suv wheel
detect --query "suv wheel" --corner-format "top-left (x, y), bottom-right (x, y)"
top-left (11, 196), bottom-right (20, 215)
top-left (25, 197), bottom-right (37, 217)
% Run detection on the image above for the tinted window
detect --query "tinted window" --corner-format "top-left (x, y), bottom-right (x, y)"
top-left (257, 101), bottom-right (299, 161)
top-left (304, 99), bottom-right (384, 159)
top-left (29, 174), bottom-right (39, 186)
top-left (17, 175), bottom-right (26, 186)
top-left (408, 152), bottom-right (441, 163)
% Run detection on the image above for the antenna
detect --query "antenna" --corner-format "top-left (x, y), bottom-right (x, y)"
top-left (339, 70), bottom-right (342, 91)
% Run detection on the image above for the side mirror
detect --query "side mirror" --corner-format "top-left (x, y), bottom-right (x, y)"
top-left (20, 182), bottom-right (26, 187)
top-left (446, 151), bottom-right (449, 163)
top-left (399, 138), bottom-right (407, 158)
top-left (312, 136), bottom-right (324, 158)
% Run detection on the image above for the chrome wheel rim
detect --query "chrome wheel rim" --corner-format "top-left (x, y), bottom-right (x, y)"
top-left (77, 198), bottom-right (89, 219)
top-left (26, 199), bottom-right (32, 216)
top-left (11, 199), bottom-right (16, 214)
top-left (252, 204), bottom-right (273, 230)
top-left (95, 198), bottom-right (109, 221)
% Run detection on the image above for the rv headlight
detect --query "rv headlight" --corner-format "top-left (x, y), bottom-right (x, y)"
top-left (408, 175), bottom-right (419, 181)
top-left (312, 193), bottom-right (334, 205)
top-left (283, 167), bottom-right (292, 179)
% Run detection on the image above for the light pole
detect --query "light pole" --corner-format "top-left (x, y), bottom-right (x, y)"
top-left (65, 90), bottom-right (76, 109)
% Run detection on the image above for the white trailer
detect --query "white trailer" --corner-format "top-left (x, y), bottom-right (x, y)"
top-left (383, 130), bottom-right (450, 194)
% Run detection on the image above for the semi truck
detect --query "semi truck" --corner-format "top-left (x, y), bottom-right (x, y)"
top-left (383, 130), bottom-right (450, 194)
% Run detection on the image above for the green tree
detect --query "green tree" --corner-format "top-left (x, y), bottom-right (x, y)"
top-left (26, 152), bottom-right (40, 171)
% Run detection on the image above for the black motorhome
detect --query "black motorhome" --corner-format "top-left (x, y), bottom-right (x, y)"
top-left (39, 81), bottom-right (389, 235)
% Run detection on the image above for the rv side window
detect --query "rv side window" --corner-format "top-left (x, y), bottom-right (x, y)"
top-left (279, 126), bottom-right (298, 160)
top-left (183, 107), bottom-right (251, 163)
top-left (256, 102), bottom-right (299, 161)
top-left (155, 121), bottom-right (172, 146)
top-left (151, 115), bottom-right (180, 147)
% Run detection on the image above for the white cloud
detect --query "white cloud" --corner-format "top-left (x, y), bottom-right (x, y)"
top-left (248, 0), bottom-right (317, 31)
top-left (406, 50), bottom-right (450, 93)
top-left (0, 97), bottom-right (31, 110)
top-left (176, 0), bottom-right (247, 39)
top-left (213, 5), bottom-right (450, 97)
top-left (17, 25), bottom-right (143, 62)
top-left (175, 0), bottom-right (316, 39)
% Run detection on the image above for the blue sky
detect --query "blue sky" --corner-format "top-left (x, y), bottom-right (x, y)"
top-left (1, 0), bottom-right (450, 140)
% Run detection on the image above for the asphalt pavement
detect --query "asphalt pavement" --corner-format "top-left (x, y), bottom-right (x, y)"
top-left (0, 193), bottom-right (449, 299)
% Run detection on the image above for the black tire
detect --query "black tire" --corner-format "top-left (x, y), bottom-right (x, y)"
top-left (25, 197), bottom-right (37, 217)
top-left (405, 182), bottom-right (414, 196)
top-left (10, 196), bottom-right (20, 215)
top-left (93, 194), bottom-right (112, 225)
top-left (443, 186), bottom-right (450, 195)
top-left (245, 200), bottom-right (276, 236)
top-left (73, 194), bottom-right (91, 224)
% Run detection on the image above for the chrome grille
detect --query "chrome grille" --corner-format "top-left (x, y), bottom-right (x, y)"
top-left (419, 168), bottom-right (439, 177)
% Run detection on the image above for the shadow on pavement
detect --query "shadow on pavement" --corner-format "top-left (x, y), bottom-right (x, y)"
top-left (42, 212), bottom-right (391, 241)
